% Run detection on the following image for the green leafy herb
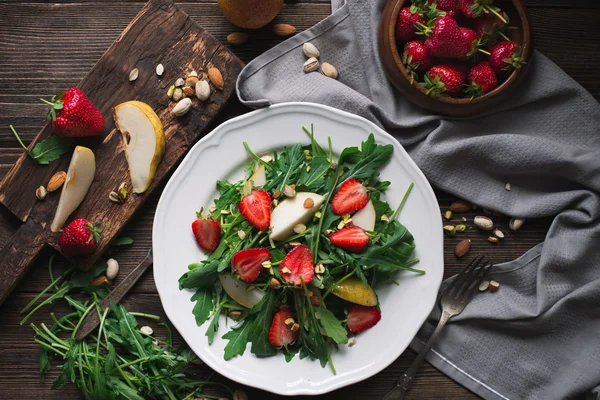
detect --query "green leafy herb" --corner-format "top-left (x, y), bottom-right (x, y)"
top-left (191, 287), bottom-right (214, 326)
top-left (317, 304), bottom-right (348, 344)
top-left (10, 125), bottom-right (72, 165)
top-left (111, 236), bottom-right (134, 247)
top-left (222, 320), bottom-right (252, 360)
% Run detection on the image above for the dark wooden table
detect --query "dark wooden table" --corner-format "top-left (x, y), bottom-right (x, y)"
top-left (0, 1), bottom-right (598, 399)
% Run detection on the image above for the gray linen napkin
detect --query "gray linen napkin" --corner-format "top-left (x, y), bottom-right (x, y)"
top-left (236, 1), bottom-right (600, 399)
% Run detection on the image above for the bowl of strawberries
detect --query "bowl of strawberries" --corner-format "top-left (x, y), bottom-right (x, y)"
top-left (378, 0), bottom-right (532, 116)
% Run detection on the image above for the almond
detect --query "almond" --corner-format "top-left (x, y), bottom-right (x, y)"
top-left (47, 171), bottom-right (66, 192)
top-left (208, 67), bottom-right (224, 90)
top-left (227, 32), bottom-right (249, 45)
top-left (273, 23), bottom-right (296, 36)
top-left (90, 275), bottom-right (109, 286)
top-left (303, 197), bottom-right (314, 208)
top-left (449, 200), bottom-right (472, 213)
top-left (455, 239), bottom-right (471, 258)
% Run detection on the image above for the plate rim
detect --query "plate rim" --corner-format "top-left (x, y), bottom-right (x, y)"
top-left (153, 102), bottom-right (443, 395)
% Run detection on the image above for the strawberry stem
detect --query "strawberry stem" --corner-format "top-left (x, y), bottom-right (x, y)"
top-left (478, 48), bottom-right (491, 55)
top-left (40, 95), bottom-right (64, 122)
top-left (485, 6), bottom-right (507, 23)
top-left (9, 125), bottom-right (34, 158)
top-left (499, 31), bottom-right (510, 41)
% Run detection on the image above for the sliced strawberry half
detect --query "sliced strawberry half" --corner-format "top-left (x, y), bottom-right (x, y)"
top-left (330, 227), bottom-right (369, 252)
top-left (332, 178), bottom-right (368, 215)
top-left (239, 190), bottom-right (271, 230)
top-left (279, 244), bottom-right (314, 286)
top-left (232, 248), bottom-right (272, 283)
top-left (269, 309), bottom-right (299, 347)
top-left (192, 215), bottom-right (220, 252)
top-left (347, 305), bottom-right (381, 334)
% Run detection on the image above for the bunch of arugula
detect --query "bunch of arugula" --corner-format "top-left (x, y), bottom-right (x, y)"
top-left (179, 126), bottom-right (423, 371)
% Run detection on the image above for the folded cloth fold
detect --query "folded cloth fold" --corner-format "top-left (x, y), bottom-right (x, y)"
top-left (236, 1), bottom-right (600, 399)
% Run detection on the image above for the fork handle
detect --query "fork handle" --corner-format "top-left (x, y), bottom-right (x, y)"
top-left (381, 310), bottom-right (452, 400)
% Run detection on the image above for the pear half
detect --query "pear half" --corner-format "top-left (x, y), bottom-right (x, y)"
top-left (114, 101), bottom-right (165, 194)
top-left (51, 146), bottom-right (96, 232)
top-left (352, 200), bottom-right (376, 231)
top-left (219, 273), bottom-right (264, 309)
top-left (270, 192), bottom-right (325, 241)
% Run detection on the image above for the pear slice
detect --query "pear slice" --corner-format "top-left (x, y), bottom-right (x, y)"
top-left (270, 192), bottom-right (325, 241)
top-left (219, 273), bottom-right (264, 309)
top-left (352, 200), bottom-right (376, 231)
top-left (331, 276), bottom-right (378, 306)
top-left (248, 164), bottom-right (266, 188)
top-left (51, 146), bottom-right (96, 232)
top-left (113, 101), bottom-right (165, 194)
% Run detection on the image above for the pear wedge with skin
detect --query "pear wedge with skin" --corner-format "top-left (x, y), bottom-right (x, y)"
top-left (51, 146), bottom-right (96, 232)
top-left (113, 101), bottom-right (165, 194)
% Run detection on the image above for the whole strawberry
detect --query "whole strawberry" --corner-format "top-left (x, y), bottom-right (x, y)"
top-left (42, 88), bottom-right (104, 137)
top-left (396, 7), bottom-right (425, 42)
top-left (428, 0), bottom-right (459, 19)
top-left (459, 0), bottom-right (507, 22)
top-left (465, 62), bottom-right (498, 97)
top-left (473, 13), bottom-right (508, 39)
top-left (58, 218), bottom-right (102, 256)
top-left (460, 27), bottom-right (488, 60)
top-left (424, 16), bottom-right (470, 59)
top-left (489, 41), bottom-right (525, 74)
top-left (403, 40), bottom-right (434, 83)
top-left (422, 63), bottom-right (467, 96)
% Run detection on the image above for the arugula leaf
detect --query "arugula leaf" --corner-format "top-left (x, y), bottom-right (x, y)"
top-left (10, 125), bottom-right (72, 165)
top-left (179, 260), bottom-right (219, 289)
top-left (341, 134), bottom-right (393, 183)
top-left (70, 260), bottom-right (107, 288)
top-left (248, 291), bottom-right (277, 357)
top-left (267, 143), bottom-right (305, 193)
top-left (206, 305), bottom-right (221, 345)
top-left (222, 320), bottom-right (252, 360)
top-left (303, 124), bottom-right (327, 157)
top-left (111, 236), bottom-right (134, 246)
top-left (297, 156), bottom-right (330, 192)
top-left (191, 288), bottom-right (214, 326)
top-left (317, 305), bottom-right (348, 344)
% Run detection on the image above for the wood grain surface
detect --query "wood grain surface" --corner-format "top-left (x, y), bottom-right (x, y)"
top-left (0, 0), bottom-right (598, 399)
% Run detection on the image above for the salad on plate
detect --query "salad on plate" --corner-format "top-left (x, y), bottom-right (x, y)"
top-left (178, 126), bottom-right (423, 372)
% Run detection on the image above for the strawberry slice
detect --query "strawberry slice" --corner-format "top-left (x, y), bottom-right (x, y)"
top-left (332, 179), bottom-right (368, 215)
top-left (269, 309), bottom-right (299, 347)
top-left (232, 248), bottom-right (272, 283)
top-left (192, 215), bottom-right (220, 252)
top-left (329, 227), bottom-right (369, 252)
top-left (279, 244), bottom-right (314, 286)
top-left (239, 190), bottom-right (271, 230)
top-left (347, 305), bottom-right (382, 334)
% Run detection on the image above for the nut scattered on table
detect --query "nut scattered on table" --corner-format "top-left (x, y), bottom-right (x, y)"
top-left (140, 326), bottom-right (154, 336)
top-left (90, 275), bottom-right (109, 286)
top-left (449, 200), bottom-right (471, 213)
top-left (487, 236), bottom-right (500, 243)
top-left (456, 224), bottom-right (466, 232)
top-left (227, 32), bottom-right (249, 45)
top-left (156, 64), bottom-right (164, 76)
top-left (493, 228), bottom-right (505, 239)
top-left (174, 77), bottom-right (185, 87)
top-left (489, 280), bottom-right (500, 291)
top-left (208, 67), bottom-right (224, 90)
top-left (505, 182), bottom-right (511, 191)
top-left (233, 389), bottom-right (248, 400)
top-left (173, 98), bottom-right (192, 116)
top-left (321, 62), bottom-right (338, 79)
top-left (118, 182), bottom-right (127, 200)
top-left (444, 210), bottom-right (452, 220)
top-left (172, 87), bottom-right (183, 102)
top-left (129, 68), bottom-right (139, 81)
top-left (109, 191), bottom-right (122, 203)
top-left (474, 215), bottom-right (494, 231)
top-left (183, 86), bottom-right (195, 97)
top-left (195, 80), bottom-right (211, 101)
top-left (478, 280), bottom-right (490, 292)
top-left (443, 225), bottom-right (456, 236)
top-left (36, 185), bottom-right (47, 201)
top-left (273, 23), bottom-right (296, 36)
top-left (455, 239), bottom-right (471, 258)
top-left (47, 171), bottom-right (66, 192)
top-left (185, 73), bottom-right (199, 87)
top-left (303, 42), bottom-right (320, 59)
top-left (509, 217), bottom-right (525, 231)
top-left (106, 258), bottom-right (119, 280)
top-left (167, 85), bottom-right (175, 98)
top-left (303, 57), bottom-right (319, 73)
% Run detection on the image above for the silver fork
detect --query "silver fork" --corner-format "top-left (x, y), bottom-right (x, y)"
top-left (382, 254), bottom-right (493, 400)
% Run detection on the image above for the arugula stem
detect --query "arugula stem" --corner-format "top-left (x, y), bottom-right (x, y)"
top-left (9, 125), bottom-right (34, 157)
top-left (34, 339), bottom-right (66, 357)
top-left (128, 312), bottom-right (161, 320)
top-left (71, 302), bottom-right (96, 340)
top-left (391, 182), bottom-right (414, 221)
top-left (271, 229), bottom-right (311, 249)
top-left (243, 142), bottom-right (270, 168)
top-left (312, 174), bottom-right (340, 263)
top-left (51, 312), bottom-right (74, 331)
top-left (322, 268), bottom-right (357, 300)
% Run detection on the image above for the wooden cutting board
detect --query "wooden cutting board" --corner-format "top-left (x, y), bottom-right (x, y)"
top-left (0, 0), bottom-right (244, 305)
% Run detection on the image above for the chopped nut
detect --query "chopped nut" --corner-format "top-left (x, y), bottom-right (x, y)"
top-left (348, 338), bottom-right (357, 347)
top-left (289, 241), bottom-right (302, 247)
top-left (489, 280), bottom-right (500, 291)
top-left (228, 310), bottom-right (242, 321)
top-left (291, 323), bottom-right (300, 332)
top-left (478, 280), bottom-right (490, 292)
top-left (314, 211), bottom-right (322, 219)
top-left (443, 225), bottom-right (456, 236)
top-left (381, 214), bottom-right (390, 222)
top-left (456, 224), bottom-right (466, 232)
top-left (129, 68), bottom-right (139, 81)
top-left (306, 165), bottom-right (311, 172)
top-left (237, 230), bottom-right (246, 240)
top-left (273, 190), bottom-right (281, 199)
top-left (290, 184), bottom-right (296, 189)
top-left (156, 64), bottom-right (164, 76)
top-left (444, 210), bottom-right (452, 220)
top-left (167, 85), bottom-right (175, 98)
top-left (310, 295), bottom-right (320, 306)
top-left (284, 318), bottom-right (295, 326)
top-left (505, 182), bottom-right (511, 191)
top-left (509, 218), bottom-right (525, 231)
top-left (281, 267), bottom-right (291, 274)
top-left (324, 229), bottom-right (332, 236)
top-left (172, 87), bottom-right (183, 101)
top-left (337, 220), bottom-right (346, 230)
top-left (283, 184), bottom-right (296, 198)
top-left (269, 278), bottom-right (280, 289)
top-left (260, 154), bottom-right (273, 162)
top-left (47, 171), bottom-right (67, 192)
top-left (493, 228), bottom-right (504, 239)
top-left (220, 209), bottom-right (230, 214)
top-left (183, 86), bottom-right (195, 97)
top-left (462, 217), bottom-right (467, 222)
top-left (315, 262), bottom-right (325, 274)
top-left (245, 285), bottom-right (256, 292)
top-left (303, 197), bottom-right (315, 208)
top-left (185, 75), bottom-right (199, 87)
top-left (272, 199), bottom-right (279, 207)
top-left (294, 223), bottom-right (307, 233)
top-left (174, 78), bottom-right (185, 87)
top-left (208, 206), bottom-right (217, 213)
top-left (474, 216), bottom-right (494, 231)
top-left (118, 182), bottom-right (127, 200)
top-left (261, 260), bottom-right (272, 269)
top-left (487, 236), bottom-right (500, 243)
top-left (36, 186), bottom-right (47, 200)
top-left (140, 326), bottom-right (153, 336)
top-left (188, 70), bottom-right (199, 78)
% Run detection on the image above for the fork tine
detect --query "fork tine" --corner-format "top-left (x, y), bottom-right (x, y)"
top-left (458, 262), bottom-right (493, 304)
top-left (445, 254), bottom-right (484, 298)
top-left (454, 257), bottom-right (488, 298)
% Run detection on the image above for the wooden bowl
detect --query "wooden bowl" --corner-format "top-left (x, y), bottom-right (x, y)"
top-left (378, 0), bottom-right (533, 116)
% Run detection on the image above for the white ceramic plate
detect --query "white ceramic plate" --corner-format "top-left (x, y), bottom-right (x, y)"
top-left (153, 102), bottom-right (443, 396)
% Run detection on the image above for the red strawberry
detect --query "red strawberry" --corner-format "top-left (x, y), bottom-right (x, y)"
top-left (347, 306), bottom-right (382, 334)
top-left (279, 245), bottom-right (314, 286)
top-left (42, 88), bottom-right (104, 137)
top-left (58, 218), bottom-right (102, 256)
top-left (403, 41), bottom-right (434, 83)
top-left (192, 215), bottom-right (220, 252)
top-left (423, 63), bottom-right (467, 97)
top-left (269, 309), bottom-right (299, 347)
top-left (424, 16), bottom-right (470, 59)
top-left (459, 0), bottom-right (507, 22)
top-left (239, 190), bottom-right (271, 230)
top-left (465, 62), bottom-right (498, 97)
top-left (428, 0), bottom-right (459, 19)
top-left (460, 27), bottom-right (487, 60)
top-left (332, 179), bottom-right (368, 215)
top-left (330, 227), bottom-right (369, 253)
top-left (232, 248), bottom-right (271, 283)
top-left (489, 41), bottom-right (525, 74)
top-left (473, 13), bottom-right (508, 39)
top-left (396, 7), bottom-right (425, 42)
